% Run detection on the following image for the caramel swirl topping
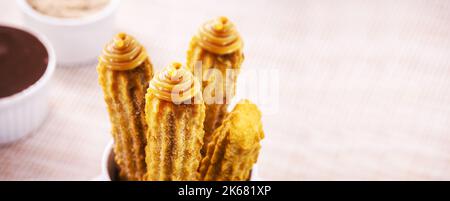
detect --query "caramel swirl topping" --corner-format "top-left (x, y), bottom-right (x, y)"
top-left (196, 16), bottom-right (243, 55)
top-left (99, 33), bottom-right (148, 71)
top-left (149, 62), bottom-right (200, 103)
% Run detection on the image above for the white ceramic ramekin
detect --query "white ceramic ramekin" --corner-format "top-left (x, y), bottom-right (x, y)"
top-left (17, 0), bottom-right (120, 66)
top-left (96, 141), bottom-right (262, 181)
top-left (0, 25), bottom-right (56, 144)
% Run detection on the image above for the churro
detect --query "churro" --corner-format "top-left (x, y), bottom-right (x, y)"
top-left (97, 33), bottom-right (153, 181)
top-left (145, 62), bottom-right (205, 181)
top-left (187, 16), bottom-right (244, 155)
top-left (199, 100), bottom-right (264, 181)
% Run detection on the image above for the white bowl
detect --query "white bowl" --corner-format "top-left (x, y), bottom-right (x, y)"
top-left (96, 141), bottom-right (262, 181)
top-left (17, 0), bottom-right (120, 66)
top-left (0, 25), bottom-right (56, 144)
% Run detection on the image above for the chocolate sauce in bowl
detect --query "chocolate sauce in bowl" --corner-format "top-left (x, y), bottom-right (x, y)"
top-left (0, 25), bottom-right (48, 98)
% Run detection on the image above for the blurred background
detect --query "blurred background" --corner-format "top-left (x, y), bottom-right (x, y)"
top-left (1, 0), bottom-right (450, 180)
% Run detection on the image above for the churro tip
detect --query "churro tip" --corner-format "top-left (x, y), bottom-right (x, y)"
top-left (213, 16), bottom-right (228, 31)
top-left (168, 62), bottom-right (182, 77)
top-left (115, 39), bottom-right (125, 48)
top-left (117, 32), bottom-right (127, 39)
top-left (218, 16), bottom-right (228, 24)
top-left (114, 33), bottom-right (127, 48)
top-left (171, 62), bottom-right (183, 69)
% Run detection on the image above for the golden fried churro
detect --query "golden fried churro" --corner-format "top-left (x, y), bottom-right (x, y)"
top-left (199, 100), bottom-right (264, 181)
top-left (145, 62), bottom-right (205, 181)
top-left (97, 33), bottom-right (154, 181)
top-left (187, 16), bottom-right (244, 155)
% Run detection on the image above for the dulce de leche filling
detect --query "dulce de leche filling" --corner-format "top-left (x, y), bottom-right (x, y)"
top-left (98, 33), bottom-right (148, 71)
top-left (196, 16), bottom-right (243, 55)
top-left (149, 62), bottom-right (200, 103)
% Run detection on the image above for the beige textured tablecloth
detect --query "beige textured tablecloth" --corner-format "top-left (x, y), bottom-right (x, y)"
top-left (1, 0), bottom-right (450, 180)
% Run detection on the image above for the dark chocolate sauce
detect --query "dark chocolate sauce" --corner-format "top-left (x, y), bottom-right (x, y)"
top-left (0, 26), bottom-right (48, 98)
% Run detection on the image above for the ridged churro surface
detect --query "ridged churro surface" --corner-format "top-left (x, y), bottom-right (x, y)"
top-left (187, 17), bottom-right (244, 155)
top-left (199, 100), bottom-right (264, 181)
top-left (97, 33), bottom-right (153, 181)
top-left (145, 62), bottom-right (205, 181)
